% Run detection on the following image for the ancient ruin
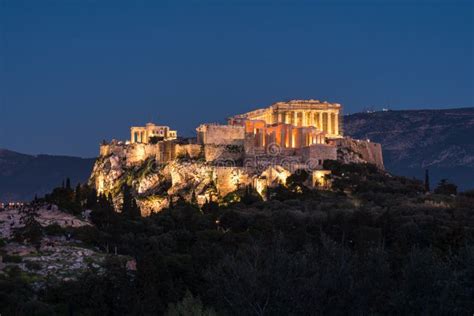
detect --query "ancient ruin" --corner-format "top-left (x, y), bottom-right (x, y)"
top-left (91, 99), bottom-right (384, 215)
top-left (228, 99), bottom-right (342, 137)
top-left (130, 123), bottom-right (177, 144)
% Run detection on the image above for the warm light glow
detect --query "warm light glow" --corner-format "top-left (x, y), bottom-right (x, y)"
top-left (312, 170), bottom-right (331, 188)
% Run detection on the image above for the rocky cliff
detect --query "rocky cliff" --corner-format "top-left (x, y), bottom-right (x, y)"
top-left (89, 137), bottom-right (384, 216)
top-left (344, 107), bottom-right (474, 189)
top-left (89, 154), bottom-right (266, 216)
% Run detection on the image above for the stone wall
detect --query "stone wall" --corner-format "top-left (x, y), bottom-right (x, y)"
top-left (99, 141), bottom-right (177, 166)
top-left (197, 124), bottom-right (245, 146)
top-left (334, 137), bottom-right (384, 169)
top-left (300, 144), bottom-right (338, 166)
top-left (176, 144), bottom-right (202, 159)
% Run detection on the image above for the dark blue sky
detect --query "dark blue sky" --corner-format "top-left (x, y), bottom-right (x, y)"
top-left (1, 0), bottom-right (473, 157)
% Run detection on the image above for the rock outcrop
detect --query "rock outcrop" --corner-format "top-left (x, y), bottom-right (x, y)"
top-left (90, 155), bottom-right (263, 216)
top-left (89, 138), bottom-right (384, 216)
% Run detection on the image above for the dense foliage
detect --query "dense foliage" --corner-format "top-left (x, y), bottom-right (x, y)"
top-left (2, 163), bottom-right (474, 315)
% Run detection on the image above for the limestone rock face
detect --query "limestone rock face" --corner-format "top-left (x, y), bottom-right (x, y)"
top-left (89, 155), bottom-right (252, 215)
top-left (89, 137), bottom-right (386, 216)
top-left (90, 155), bottom-right (125, 195)
top-left (166, 161), bottom-right (215, 198)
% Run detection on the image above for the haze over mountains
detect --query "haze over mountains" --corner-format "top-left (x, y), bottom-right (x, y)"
top-left (0, 107), bottom-right (473, 201)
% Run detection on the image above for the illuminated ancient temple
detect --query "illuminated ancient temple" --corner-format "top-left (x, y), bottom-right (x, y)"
top-left (130, 123), bottom-right (177, 144)
top-left (228, 99), bottom-right (342, 138)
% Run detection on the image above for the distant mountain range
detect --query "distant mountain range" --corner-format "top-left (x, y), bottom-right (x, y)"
top-left (0, 149), bottom-right (95, 202)
top-left (1, 107), bottom-right (472, 201)
top-left (344, 107), bottom-right (474, 190)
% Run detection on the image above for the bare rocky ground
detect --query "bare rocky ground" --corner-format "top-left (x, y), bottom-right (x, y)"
top-left (0, 206), bottom-right (91, 239)
top-left (0, 205), bottom-right (128, 289)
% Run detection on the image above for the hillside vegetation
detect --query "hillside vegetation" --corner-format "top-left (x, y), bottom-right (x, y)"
top-left (1, 162), bottom-right (473, 315)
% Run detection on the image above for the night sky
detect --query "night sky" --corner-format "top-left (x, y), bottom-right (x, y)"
top-left (1, 0), bottom-right (473, 157)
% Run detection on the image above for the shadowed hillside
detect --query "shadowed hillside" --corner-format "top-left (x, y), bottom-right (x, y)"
top-left (0, 149), bottom-right (95, 201)
top-left (344, 107), bottom-right (474, 190)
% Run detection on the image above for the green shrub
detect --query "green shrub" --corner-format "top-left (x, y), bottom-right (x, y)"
top-left (43, 223), bottom-right (65, 236)
top-left (25, 261), bottom-right (42, 271)
top-left (71, 226), bottom-right (102, 246)
top-left (3, 254), bottom-right (22, 263)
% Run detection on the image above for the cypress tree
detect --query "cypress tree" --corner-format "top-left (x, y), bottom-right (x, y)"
top-left (86, 188), bottom-right (98, 209)
top-left (122, 184), bottom-right (140, 219)
top-left (424, 169), bottom-right (430, 192)
top-left (75, 184), bottom-right (82, 205)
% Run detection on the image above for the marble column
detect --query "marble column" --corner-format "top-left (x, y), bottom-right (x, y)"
top-left (318, 112), bottom-right (323, 131)
top-left (327, 112), bottom-right (332, 135)
top-left (334, 113), bottom-right (339, 135)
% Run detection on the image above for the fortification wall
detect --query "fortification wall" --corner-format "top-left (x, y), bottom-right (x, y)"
top-left (176, 144), bottom-right (202, 159)
top-left (199, 125), bottom-right (245, 146)
top-left (334, 137), bottom-right (384, 169)
top-left (100, 144), bottom-right (126, 157)
top-left (99, 142), bottom-right (178, 166)
top-left (300, 144), bottom-right (337, 165)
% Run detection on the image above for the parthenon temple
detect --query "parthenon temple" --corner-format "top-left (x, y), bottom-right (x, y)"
top-left (228, 99), bottom-right (342, 138)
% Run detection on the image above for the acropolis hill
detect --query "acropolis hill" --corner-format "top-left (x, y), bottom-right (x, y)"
top-left (90, 99), bottom-right (384, 215)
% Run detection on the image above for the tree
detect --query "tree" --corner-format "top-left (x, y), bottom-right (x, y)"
top-left (14, 211), bottom-right (43, 249)
top-left (166, 291), bottom-right (216, 316)
top-left (121, 184), bottom-right (141, 219)
top-left (90, 193), bottom-right (117, 230)
top-left (74, 184), bottom-right (82, 206)
top-left (65, 178), bottom-right (71, 190)
top-left (424, 169), bottom-right (430, 192)
top-left (286, 169), bottom-right (310, 189)
top-left (434, 179), bottom-right (457, 195)
top-left (86, 187), bottom-right (98, 209)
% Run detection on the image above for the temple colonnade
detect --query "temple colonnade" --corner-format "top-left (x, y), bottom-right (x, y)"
top-left (275, 110), bottom-right (340, 136)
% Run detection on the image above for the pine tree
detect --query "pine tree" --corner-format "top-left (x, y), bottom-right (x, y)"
top-left (66, 178), bottom-right (72, 190)
top-left (424, 169), bottom-right (430, 192)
